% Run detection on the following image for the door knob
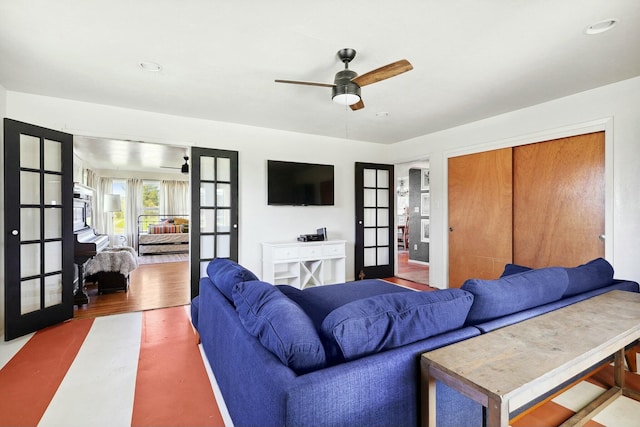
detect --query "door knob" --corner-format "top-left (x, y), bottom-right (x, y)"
top-left (449, 227), bottom-right (454, 232)
top-left (11, 229), bottom-right (19, 236)
top-left (598, 234), bottom-right (605, 241)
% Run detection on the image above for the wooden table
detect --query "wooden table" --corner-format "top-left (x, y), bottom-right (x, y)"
top-left (421, 290), bottom-right (640, 427)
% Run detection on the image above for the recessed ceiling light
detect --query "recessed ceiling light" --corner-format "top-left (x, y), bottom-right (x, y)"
top-left (584, 19), bottom-right (618, 35)
top-left (139, 61), bottom-right (162, 72)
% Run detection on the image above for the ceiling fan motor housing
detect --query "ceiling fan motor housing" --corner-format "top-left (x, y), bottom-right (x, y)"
top-left (332, 69), bottom-right (361, 101)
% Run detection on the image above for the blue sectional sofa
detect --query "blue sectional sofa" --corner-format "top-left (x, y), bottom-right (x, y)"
top-left (191, 257), bottom-right (638, 427)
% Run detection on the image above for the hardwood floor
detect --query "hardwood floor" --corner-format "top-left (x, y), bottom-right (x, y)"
top-left (396, 250), bottom-right (430, 285)
top-left (73, 261), bottom-right (190, 320)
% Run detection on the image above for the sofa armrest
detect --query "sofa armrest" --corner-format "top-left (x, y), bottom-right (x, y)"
top-left (197, 277), bottom-right (297, 427)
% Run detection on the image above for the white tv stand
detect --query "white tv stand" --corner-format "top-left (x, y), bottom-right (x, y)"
top-left (262, 240), bottom-right (346, 289)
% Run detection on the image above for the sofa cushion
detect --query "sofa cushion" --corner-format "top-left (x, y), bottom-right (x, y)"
top-left (462, 267), bottom-right (569, 325)
top-left (563, 258), bottom-right (614, 297)
top-left (500, 263), bottom-right (532, 277)
top-left (233, 280), bottom-right (326, 374)
top-left (277, 279), bottom-right (411, 329)
top-left (206, 258), bottom-right (259, 302)
top-left (320, 289), bottom-right (474, 362)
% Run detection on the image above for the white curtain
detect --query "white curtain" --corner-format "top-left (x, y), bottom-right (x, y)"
top-left (85, 168), bottom-right (98, 190)
top-left (161, 180), bottom-right (189, 216)
top-left (126, 178), bottom-right (143, 250)
top-left (95, 177), bottom-right (113, 236)
top-left (84, 169), bottom-right (99, 229)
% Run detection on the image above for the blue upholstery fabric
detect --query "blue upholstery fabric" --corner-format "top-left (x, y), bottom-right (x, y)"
top-left (206, 258), bottom-right (258, 302)
top-left (284, 326), bottom-right (481, 427)
top-left (233, 280), bottom-right (326, 374)
top-left (436, 381), bottom-right (483, 427)
top-left (321, 289), bottom-right (474, 362)
top-left (197, 274), bottom-right (482, 427)
top-left (499, 258), bottom-right (615, 297)
top-left (194, 256), bottom-right (639, 427)
top-left (277, 279), bottom-right (411, 329)
top-left (500, 263), bottom-right (532, 277)
top-left (475, 280), bottom-right (640, 333)
top-left (563, 257), bottom-right (614, 297)
top-left (462, 267), bottom-right (569, 325)
top-left (278, 279), bottom-right (408, 330)
top-left (190, 295), bottom-right (200, 330)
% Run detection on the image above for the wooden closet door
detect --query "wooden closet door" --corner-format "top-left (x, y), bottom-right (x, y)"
top-left (448, 148), bottom-right (513, 287)
top-left (513, 132), bottom-right (604, 268)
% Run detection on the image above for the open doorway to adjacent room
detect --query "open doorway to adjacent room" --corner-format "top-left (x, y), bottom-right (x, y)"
top-left (395, 159), bottom-right (430, 285)
top-left (72, 136), bottom-right (191, 319)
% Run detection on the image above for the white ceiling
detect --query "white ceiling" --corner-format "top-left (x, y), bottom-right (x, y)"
top-left (73, 136), bottom-right (190, 174)
top-left (1, 0), bottom-right (639, 152)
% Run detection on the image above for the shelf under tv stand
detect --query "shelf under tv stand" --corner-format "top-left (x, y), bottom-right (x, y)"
top-left (262, 240), bottom-right (346, 289)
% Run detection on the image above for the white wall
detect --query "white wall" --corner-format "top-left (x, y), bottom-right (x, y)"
top-left (5, 92), bottom-right (390, 279)
top-left (0, 84), bottom-right (6, 336)
top-left (390, 76), bottom-right (640, 288)
top-left (3, 76), bottom-right (638, 338)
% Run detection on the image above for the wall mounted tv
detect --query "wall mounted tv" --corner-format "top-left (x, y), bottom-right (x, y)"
top-left (267, 160), bottom-right (335, 206)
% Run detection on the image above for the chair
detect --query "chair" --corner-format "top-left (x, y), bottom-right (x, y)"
top-left (397, 218), bottom-right (409, 250)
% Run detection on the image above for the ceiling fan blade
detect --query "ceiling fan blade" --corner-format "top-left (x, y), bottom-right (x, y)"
top-left (351, 59), bottom-right (413, 87)
top-left (275, 79), bottom-right (335, 88)
top-left (350, 99), bottom-right (365, 111)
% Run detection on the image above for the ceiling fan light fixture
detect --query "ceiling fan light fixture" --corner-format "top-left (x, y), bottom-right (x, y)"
top-left (181, 156), bottom-right (189, 174)
top-left (332, 84), bottom-right (361, 106)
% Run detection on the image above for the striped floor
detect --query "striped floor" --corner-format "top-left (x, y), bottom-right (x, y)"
top-left (0, 306), bottom-right (231, 427)
top-left (1, 306), bottom-right (638, 427)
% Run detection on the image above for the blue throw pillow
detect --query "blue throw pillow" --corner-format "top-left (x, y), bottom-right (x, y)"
top-left (233, 280), bottom-right (326, 374)
top-left (320, 289), bottom-right (474, 362)
top-left (500, 263), bottom-right (532, 277)
top-left (563, 258), bottom-right (614, 297)
top-left (277, 280), bottom-right (412, 329)
top-left (462, 267), bottom-right (569, 325)
top-left (206, 258), bottom-right (258, 302)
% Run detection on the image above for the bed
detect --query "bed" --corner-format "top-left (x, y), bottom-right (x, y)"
top-left (137, 214), bottom-right (189, 255)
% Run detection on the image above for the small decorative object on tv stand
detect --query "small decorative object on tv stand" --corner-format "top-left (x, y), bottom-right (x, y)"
top-left (262, 240), bottom-right (346, 289)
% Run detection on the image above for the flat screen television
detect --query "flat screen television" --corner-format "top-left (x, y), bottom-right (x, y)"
top-left (267, 160), bottom-right (334, 206)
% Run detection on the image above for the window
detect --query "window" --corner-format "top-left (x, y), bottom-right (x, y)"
top-left (112, 180), bottom-right (126, 235)
top-left (141, 181), bottom-right (160, 230)
top-left (108, 180), bottom-right (168, 234)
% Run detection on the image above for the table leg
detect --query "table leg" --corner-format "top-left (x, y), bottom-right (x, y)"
top-left (614, 349), bottom-right (625, 389)
top-left (625, 344), bottom-right (638, 373)
top-left (486, 396), bottom-right (509, 427)
top-left (420, 364), bottom-right (437, 427)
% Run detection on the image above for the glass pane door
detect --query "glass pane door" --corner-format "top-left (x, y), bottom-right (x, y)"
top-left (4, 119), bottom-right (73, 341)
top-left (354, 162), bottom-right (394, 280)
top-left (190, 147), bottom-right (238, 298)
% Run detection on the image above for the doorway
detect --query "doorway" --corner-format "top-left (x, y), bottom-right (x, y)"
top-left (395, 159), bottom-right (430, 285)
top-left (72, 137), bottom-right (193, 318)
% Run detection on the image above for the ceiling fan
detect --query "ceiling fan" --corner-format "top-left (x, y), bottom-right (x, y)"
top-left (275, 48), bottom-right (413, 111)
top-left (161, 156), bottom-right (189, 174)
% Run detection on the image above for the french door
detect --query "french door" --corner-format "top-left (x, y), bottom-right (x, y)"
top-left (354, 162), bottom-right (395, 280)
top-left (190, 147), bottom-right (239, 298)
top-left (4, 119), bottom-right (74, 341)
